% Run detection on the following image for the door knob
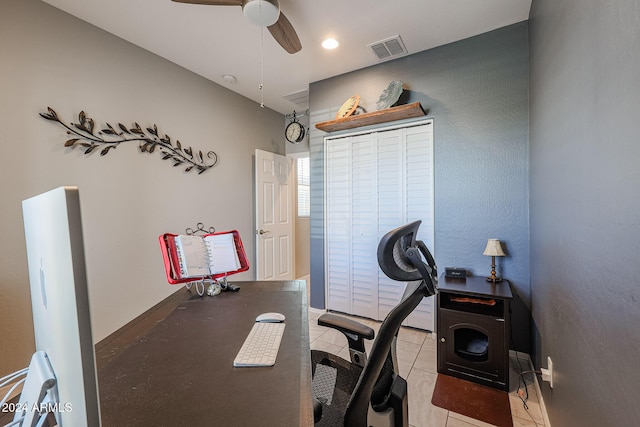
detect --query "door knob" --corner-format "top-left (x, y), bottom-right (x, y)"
top-left (258, 229), bottom-right (270, 235)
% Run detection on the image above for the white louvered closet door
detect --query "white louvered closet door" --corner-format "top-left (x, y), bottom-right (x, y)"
top-left (377, 129), bottom-right (405, 319)
top-left (350, 135), bottom-right (378, 319)
top-left (403, 124), bottom-right (435, 329)
top-left (325, 120), bottom-right (434, 331)
top-left (325, 140), bottom-right (351, 314)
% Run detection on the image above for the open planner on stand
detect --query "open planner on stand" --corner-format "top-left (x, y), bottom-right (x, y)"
top-left (174, 233), bottom-right (240, 277)
top-left (159, 229), bottom-right (249, 295)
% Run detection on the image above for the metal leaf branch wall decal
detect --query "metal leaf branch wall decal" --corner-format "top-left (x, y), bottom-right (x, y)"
top-left (39, 107), bottom-right (218, 174)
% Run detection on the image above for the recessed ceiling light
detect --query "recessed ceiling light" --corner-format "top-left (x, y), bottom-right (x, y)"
top-left (322, 38), bottom-right (340, 50)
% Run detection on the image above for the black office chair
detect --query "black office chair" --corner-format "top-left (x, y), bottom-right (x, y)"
top-left (311, 220), bottom-right (437, 427)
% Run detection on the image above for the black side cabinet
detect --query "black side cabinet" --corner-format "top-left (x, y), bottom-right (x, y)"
top-left (437, 275), bottom-right (512, 391)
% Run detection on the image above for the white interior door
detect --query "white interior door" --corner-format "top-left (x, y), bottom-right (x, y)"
top-left (255, 149), bottom-right (295, 281)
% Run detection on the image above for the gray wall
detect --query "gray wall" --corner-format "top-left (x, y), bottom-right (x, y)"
top-left (309, 23), bottom-right (531, 352)
top-left (529, 0), bottom-right (640, 425)
top-left (0, 0), bottom-right (284, 375)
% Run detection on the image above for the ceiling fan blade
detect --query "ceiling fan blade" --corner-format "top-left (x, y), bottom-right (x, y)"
top-left (171, 0), bottom-right (242, 5)
top-left (267, 12), bottom-right (302, 54)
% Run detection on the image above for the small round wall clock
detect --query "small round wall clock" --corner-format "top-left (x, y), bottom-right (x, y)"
top-left (285, 117), bottom-right (306, 144)
top-left (336, 95), bottom-right (360, 119)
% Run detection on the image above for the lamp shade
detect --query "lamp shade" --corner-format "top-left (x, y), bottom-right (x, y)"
top-left (483, 239), bottom-right (505, 257)
top-left (243, 0), bottom-right (280, 27)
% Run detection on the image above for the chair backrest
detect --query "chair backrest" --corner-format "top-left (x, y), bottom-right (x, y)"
top-left (344, 220), bottom-right (437, 426)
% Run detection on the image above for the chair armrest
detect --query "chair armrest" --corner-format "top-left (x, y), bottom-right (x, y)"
top-left (318, 313), bottom-right (375, 339)
top-left (318, 313), bottom-right (374, 355)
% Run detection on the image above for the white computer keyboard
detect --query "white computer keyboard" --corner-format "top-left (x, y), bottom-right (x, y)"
top-left (233, 322), bottom-right (285, 367)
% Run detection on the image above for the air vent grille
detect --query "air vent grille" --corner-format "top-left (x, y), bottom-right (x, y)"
top-left (282, 88), bottom-right (309, 108)
top-left (368, 35), bottom-right (408, 61)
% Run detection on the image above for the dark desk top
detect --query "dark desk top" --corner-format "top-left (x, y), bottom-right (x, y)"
top-left (95, 280), bottom-right (313, 427)
top-left (438, 275), bottom-right (513, 300)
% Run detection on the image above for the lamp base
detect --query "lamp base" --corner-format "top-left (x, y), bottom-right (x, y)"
top-left (486, 276), bottom-right (503, 283)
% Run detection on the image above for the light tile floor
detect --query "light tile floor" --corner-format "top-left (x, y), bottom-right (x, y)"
top-left (308, 309), bottom-right (548, 427)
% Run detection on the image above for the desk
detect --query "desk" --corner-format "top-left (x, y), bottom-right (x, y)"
top-left (95, 280), bottom-right (313, 426)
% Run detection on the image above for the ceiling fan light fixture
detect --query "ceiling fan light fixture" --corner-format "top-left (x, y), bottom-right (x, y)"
top-left (243, 0), bottom-right (280, 27)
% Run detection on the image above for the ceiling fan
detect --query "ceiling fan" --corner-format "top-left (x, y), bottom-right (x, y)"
top-left (171, 0), bottom-right (302, 54)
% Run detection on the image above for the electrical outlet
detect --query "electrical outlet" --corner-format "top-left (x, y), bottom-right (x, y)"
top-left (541, 356), bottom-right (554, 388)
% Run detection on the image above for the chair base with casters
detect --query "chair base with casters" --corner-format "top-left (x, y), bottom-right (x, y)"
top-left (312, 350), bottom-right (409, 427)
top-left (311, 221), bottom-right (437, 427)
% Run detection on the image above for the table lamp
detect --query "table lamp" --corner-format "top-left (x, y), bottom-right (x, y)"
top-left (483, 239), bottom-right (505, 282)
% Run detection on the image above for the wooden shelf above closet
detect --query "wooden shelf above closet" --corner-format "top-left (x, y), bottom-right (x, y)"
top-left (315, 102), bottom-right (426, 133)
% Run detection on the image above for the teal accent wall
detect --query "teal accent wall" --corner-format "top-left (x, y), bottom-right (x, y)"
top-left (309, 22), bottom-right (531, 352)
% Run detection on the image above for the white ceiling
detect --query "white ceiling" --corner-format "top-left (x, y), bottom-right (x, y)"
top-left (42, 0), bottom-right (531, 115)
